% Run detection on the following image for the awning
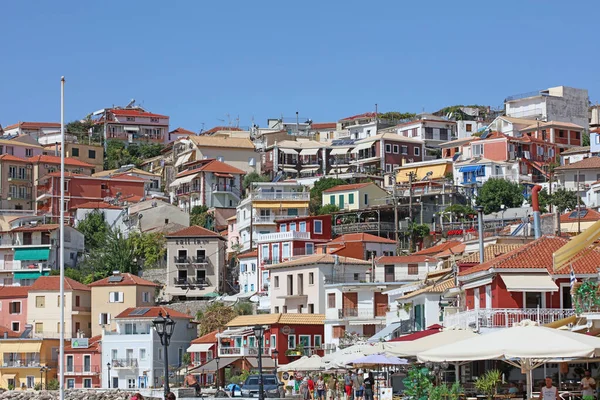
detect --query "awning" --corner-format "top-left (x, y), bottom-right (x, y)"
top-left (0, 342), bottom-right (41, 353)
top-left (124, 126), bottom-right (139, 131)
top-left (301, 167), bottom-right (319, 173)
top-left (2, 374), bottom-right (15, 380)
top-left (396, 163), bottom-right (449, 183)
top-left (367, 322), bottom-right (402, 343)
top-left (544, 315), bottom-right (578, 329)
top-left (300, 148), bottom-right (320, 156)
top-left (14, 248), bottom-right (50, 261)
top-left (458, 165), bottom-right (483, 173)
top-left (283, 168), bottom-right (298, 173)
top-left (189, 357), bottom-right (239, 373)
top-left (215, 173), bottom-right (233, 178)
top-left (349, 320), bottom-right (386, 326)
top-left (333, 168), bottom-right (349, 173)
top-left (252, 202), bottom-right (308, 209)
top-left (351, 142), bottom-right (374, 153)
top-left (330, 147), bottom-right (350, 155)
top-left (175, 152), bottom-right (192, 167)
top-left (279, 148), bottom-right (298, 155)
top-left (187, 343), bottom-right (214, 353)
top-left (499, 273), bottom-right (558, 292)
top-left (246, 357), bottom-right (275, 368)
top-left (461, 277), bottom-right (493, 290)
top-left (14, 271), bottom-right (48, 280)
top-left (169, 173), bottom-right (198, 188)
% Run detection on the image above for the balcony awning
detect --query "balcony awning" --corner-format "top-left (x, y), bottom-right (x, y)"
top-left (396, 163), bottom-right (449, 183)
top-left (351, 142), bottom-right (374, 153)
top-left (367, 322), bottom-right (402, 343)
top-left (553, 219), bottom-right (600, 271)
top-left (214, 173), bottom-right (233, 178)
top-left (0, 341), bottom-right (41, 353)
top-left (175, 152), bottom-right (192, 167)
top-left (301, 167), bottom-right (319, 173)
top-left (14, 248), bottom-right (50, 261)
top-left (333, 168), bottom-right (349, 173)
top-left (330, 147), bottom-right (350, 155)
top-left (253, 202), bottom-right (308, 209)
top-left (499, 273), bottom-right (558, 292)
top-left (458, 165), bottom-right (483, 173)
top-left (187, 343), bottom-right (214, 353)
top-left (2, 374), bottom-right (15, 379)
top-left (246, 357), bottom-right (275, 368)
top-left (461, 277), bottom-right (493, 290)
top-left (282, 168), bottom-right (298, 173)
top-left (189, 357), bottom-right (239, 373)
top-left (169, 173), bottom-right (198, 188)
top-left (124, 126), bottom-right (139, 132)
top-left (300, 148), bottom-right (320, 156)
top-left (279, 148), bottom-right (298, 155)
top-left (14, 271), bottom-right (48, 280)
top-left (349, 320), bottom-right (386, 326)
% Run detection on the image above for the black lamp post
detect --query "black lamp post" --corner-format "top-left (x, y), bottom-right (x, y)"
top-left (39, 366), bottom-right (45, 390)
top-left (153, 311), bottom-right (176, 399)
top-left (215, 356), bottom-right (220, 389)
top-left (107, 362), bottom-right (111, 388)
top-left (253, 325), bottom-right (265, 400)
top-left (272, 349), bottom-right (279, 373)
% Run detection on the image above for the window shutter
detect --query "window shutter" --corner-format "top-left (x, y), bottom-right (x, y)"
top-left (107, 313), bottom-right (111, 324)
top-left (119, 292), bottom-right (124, 303)
top-left (98, 314), bottom-right (103, 325)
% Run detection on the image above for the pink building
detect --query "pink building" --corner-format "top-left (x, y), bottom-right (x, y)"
top-left (0, 286), bottom-right (29, 334)
top-left (64, 335), bottom-right (102, 388)
top-left (93, 106), bottom-right (170, 145)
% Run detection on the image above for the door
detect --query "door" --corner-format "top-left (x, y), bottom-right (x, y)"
top-left (473, 288), bottom-right (480, 309)
top-left (177, 270), bottom-right (187, 284)
top-left (414, 304), bottom-right (423, 331)
top-left (384, 265), bottom-right (394, 282)
top-left (112, 377), bottom-right (119, 389)
top-left (196, 270), bottom-right (206, 284)
top-left (562, 285), bottom-right (573, 309)
top-left (272, 244), bottom-right (280, 263)
top-left (342, 293), bottom-right (358, 317)
top-left (83, 355), bottom-right (91, 373)
top-left (126, 349), bottom-right (134, 366)
top-left (485, 285), bottom-right (492, 309)
top-left (66, 355), bottom-right (74, 372)
top-left (177, 250), bottom-right (187, 263)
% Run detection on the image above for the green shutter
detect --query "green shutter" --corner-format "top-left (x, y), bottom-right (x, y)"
top-left (348, 193), bottom-right (355, 204)
top-left (339, 195), bottom-right (344, 209)
top-left (329, 195), bottom-right (335, 205)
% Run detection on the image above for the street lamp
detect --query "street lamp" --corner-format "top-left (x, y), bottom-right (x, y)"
top-left (253, 325), bottom-right (265, 400)
top-left (39, 366), bottom-right (46, 390)
top-left (215, 356), bottom-right (220, 389)
top-left (153, 312), bottom-right (176, 399)
top-left (107, 362), bottom-right (111, 388)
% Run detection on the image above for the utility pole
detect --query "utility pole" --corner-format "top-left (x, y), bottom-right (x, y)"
top-left (408, 172), bottom-right (415, 253)
top-left (393, 175), bottom-right (400, 254)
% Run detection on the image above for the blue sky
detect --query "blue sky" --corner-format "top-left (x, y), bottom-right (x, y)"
top-left (1, 1), bottom-right (598, 131)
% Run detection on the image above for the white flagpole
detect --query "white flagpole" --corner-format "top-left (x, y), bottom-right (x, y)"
top-left (59, 76), bottom-right (65, 399)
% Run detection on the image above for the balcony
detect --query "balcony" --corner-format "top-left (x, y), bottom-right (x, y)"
top-left (333, 222), bottom-right (395, 235)
top-left (338, 306), bottom-right (388, 319)
top-left (173, 277), bottom-right (211, 287)
top-left (262, 258), bottom-right (281, 265)
top-left (112, 358), bottom-right (138, 369)
top-left (253, 212), bottom-right (309, 224)
top-left (443, 308), bottom-right (576, 330)
top-left (251, 192), bottom-right (310, 201)
top-left (65, 365), bottom-right (100, 375)
top-left (176, 185), bottom-right (200, 196)
top-left (8, 174), bottom-right (31, 182)
top-left (218, 346), bottom-right (270, 357)
top-left (3, 358), bottom-right (41, 368)
top-left (174, 256), bottom-right (209, 265)
top-left (256, 231), bottom-right (310, 242)
top-left (7, 192), bottom-right (32, 201)
top-left (213, 184), bottom-right (241, 198)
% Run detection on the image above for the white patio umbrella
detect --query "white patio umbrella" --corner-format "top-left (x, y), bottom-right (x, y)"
top-left (417, 324), bottom-right (600, 399)
top-left (322, 342), bottom-right (384, 363)
top-left (383, 329), bottom-right (478, 358)
top-left (280, 355), bottom-right (324, 372)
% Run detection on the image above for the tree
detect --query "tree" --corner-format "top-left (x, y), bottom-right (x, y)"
top-left (105, 140), bottom-right (141, 170)
top-left (130, 232), bottom-right (166, 269)
top-left (66, 119), bottom-right (93, 135)
top-left (243, 171), bottom-right (270, 191)
top-left (583, 131), bottom-right (591, 147)
top-left (196, 302), bottom-right (239, 336)
top-left (317, 204), bottom-right (340, 215)
top-left (378, 111), bottom-right (416, 121)
top-left (537, 188), bottom-right (551, 213)
top-left (410, 223), bottom-right (431, 239)
top-left (234, 302), bottom-right (254, 316)
top-left (476, 179), bottom-right (524, 214)
top-left (309, 178), bottom-right (346, 215)
top-left (190, 205), bottom-right (213, 229)
top-left (550, 188), bottom-right (580, 213)
top-left (443, 204), bottom-right (475, 221)
top-left (82, 228), bottom-right (138, 277)
top-left (76, 210), bottom-right (109, 251)
top-left (50, 267), bottom-right (83, 282)
top-left (139, 143), bottom-right (164, 159)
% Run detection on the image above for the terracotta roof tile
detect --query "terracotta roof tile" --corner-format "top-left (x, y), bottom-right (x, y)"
top-left (111, 109), bottom-right (168, 119)
top-left (264, 254), bottom-right (370, 270)
top-left (560, 146), bottom-right (590, 155)
top-left (30, 276), bottom-right (90, 292)
top-left (64, 335), bottom-right (101, 352)
top-left (30, 155), bottom-right (94, 168)
top-left (115, 306), bottom-right (193, 320)
top-left (435, 243), bottom-right (467, 258)
top-left (399, 278), bottom-right (455, 300)
top-left (310, 123), bottom-right (336, 130)
top-left (88, 273), bottom-right (159, 287)
top-left (226, 314), bottom-right (281, 327)
top-left (414, 241), bottom-right (462, 256)
top-left (70, 201), bottom-right (123, 210)
top-left (11, 224), bottom-right (60, 232)
top-left (328, 233), bottom-right (396, 245)
top-left (278, 314), bottom-right (325, 325)
top-left (170, 127), bottom-right (196, 136)
top-left (0, 286), bottom-right (30, 299)
top-left (226, 314), bottom-right (324, 327)
top-left (556, 157), bottom-right (600, 171)
top-left (560, 209), bottom-right (600, 222)
top-left (376, 255), bottom-right (437, 264)
top-left (237, 249), bottom-right (258, 259)
top-left (0, 154), bottom-right (30, 163)
top-left (457, 244), bottom-right (524, 265)
top-left (202, 126), bottom-right (244, 135)
top-left (339, 112), bottom-right (377, 121)
top-left (188, 136), bottom-right (254, 149)
top-left (166, 225), bottom-right (224, 238)
top-left (191, 330), bottom-right (218, 344)
top-left (5, 122), bottom-right (60, 130)
top-left (322, 183), bottom-right (373, 193)
top-left (176, 159), bottom-right (246, 178)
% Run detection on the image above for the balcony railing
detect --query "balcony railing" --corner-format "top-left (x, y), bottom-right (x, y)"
top-left (338, 307), bottom-right (388, 319)
top-left (213, 184), bottom-right (241, 197)
top-left (443, 308), bottom-right (576, 330)
top-left (251, 192), bottom-right (310, 201)
top-left (174, 256), bottom-right (209, 265)
top-left (64, 365), bottom-right (101, 375)
top-left (8, 174), bottom-right (31, 182)
top-left (324, 274), bottom-right (368, 284)
top-left (256, 231), bottom-right (310, 242)
top-left (253, 213), bottom-right (309, 224)
top-left (3, 358), bottom-right (41, 368)
top-left (218, 347), bottom-right (271, 357)
top-left (333, 222), bottom-right (395, 235)
top-left (112, 358), bottom-right (138, 369)
top-left (262, 258), bottom-right (281, 265)
top-left (173, 277), bottom-right (210, 286)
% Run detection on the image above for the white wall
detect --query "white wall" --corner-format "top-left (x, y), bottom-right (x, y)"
top-left (239, 257), bottom-right (258, 293)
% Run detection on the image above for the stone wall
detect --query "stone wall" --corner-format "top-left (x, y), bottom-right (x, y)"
top-left (0, 390), bottom-right (160, 400)
top-left (141, 267), bottom-right (167, 286)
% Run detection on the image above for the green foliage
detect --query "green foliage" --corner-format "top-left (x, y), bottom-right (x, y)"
top-left (228, 369), bottom-right (252, 385)
top-left (474, 369), bottom-right (501, 399)
top-left (573, 280), bottom-right (600, 314)
top-left (105, 141), bottom-right (165, 170)
top-left (583, 131), bottom-right (591, 146)
top-left (66, 119), bottom-right (93, 134)
top-left (317, 204), bottom-right (340, 215)
top-left (76, 210), bottom-right (110, 251)
top-left (537, 188), bottom-right (551, 213)
top-left (182, 353), bottom-right (191, 367)
top-left (234, 301), bottom-right (254, 316)
top-left (402, 366), bottom-right (432, 400)
top-left (34, 382), bottom-right (42, 391)
top-left (378, 111), bottom-right (416, 121)
top-left (410, 223), bottom-right (431, 239)
top-left (7, 383), bottom-right (14, 390)
top-left (130, 232), bottom-right (166, 268)
top-left (46, 379), bottom-right (59, 390)
top-left (243, 171), bottom-right (270, 190)
top-left (196, 302), bottom-right (240, 336)
top-left (444, 204), bottom-right (475, 221)
top-left (50, 267), bottom-right (83, 283)
top-left (138, 143), bottom-right (164, 160)
top-left (309, 178), bottom-right (346, 215)
top-left (476, 179), bottom-right (524, 214)
top-left (190, 205), bottom-right (213, 229)
top-left (550, 188), bottom-right (580, 213)
top-left (81, 228), bottom-right (138, 278)
top-left (436, 105), bottom-right (490, 121)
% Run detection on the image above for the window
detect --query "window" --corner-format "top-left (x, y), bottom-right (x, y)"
top-left (250, 284), bottom-right (255, 291)
top-left (11, 322), bottom-right (19, 332)
top-left (299, 221), bottom-right (306, 232)
top-left (305, 243), bottom-right (314, 255)
top-left (364, 193), bottom-right (368, 205)
top-left (99, 313), bottom-right (110, 325)
top-left (142, 292), bottom-right (150, 303)
top-left (288, 335), bottom-right (296, 350)
top-left (393, 145), bottom-right (399, 154)
top-left (88, 150), bottom-right (96, 159)
top-left (332, 326), bottom-right (346, 339)
top-left (558, 130), bottom-right (565, 138)
top-left (283, 305), bottom-right (287, 313)
top-left (66, 379), bottom-right (75, 389)
top-left (25, 148), bottom-right (33, 157)
top-left (36, 296), bottom-right (45, 308)
top-left (274, 276), bottom-right (279, 288)
top-left (251, 263), bottom-right (256, 272)
top-left (35, 322), bottom-right (43, 334)
top-left (314, 220), bottom-right (322, 234)
top-left (408, 264), bottom-right (418, 275)
top-left (289, 222), bottom-right (296, 231)
top-left (280, 224), bottom-right (287, 232)
top-left (26, 376), bottom-right (35, 389)
top-left (126, 117), bottom-right (135, 122)
top-left (128, 378), bottom-right (136, 389)
top-left (72, 148), bottom-right (80, 157)
top-left (109, 292), bottom-right (123, 303)
top-left (385, 164), bottom-right (392, 173)
top-left (299, 335), bottom-right (311, 349)
top-left (472, 144), bottom-right (483, 157)
top-left (83, 379), bottom-right (92, 388)
top-left (348, 193), bottom-right (355, 204)
top-left (576, 132), bottom-right (581, 140)
top-left (401, 145), bottom-right (408, 155)
top-left (274, 306), bottom-right (279, 313)
top-left (309, 272), bottom-right (314, 285)
top-left (414, 147), bottom-right (420, 156)
top-left (308, 304), bottom-right (314, 314)
top-left (75, 296), bottom-right (80, 307)
top-left (270, 334), bottom-right (276, 349)
top-left (466, 124), bottom-right (472, 132)
top-left (328, 293), bottom-right (336, 308)
top-left (329, 195), bottom-right (335, 205)
top-left (6, 147), bottom-right (13, 156)
top-left (83, 355), bottom-right (91, 372)
top-left (9, 302), bottom-right (20, 314)
top-left (314, 335), bottom-right (322, 348)
top-left (385, 144), bottom-right (392, 153)
top-left (282, 243), bottom-right (290, 259)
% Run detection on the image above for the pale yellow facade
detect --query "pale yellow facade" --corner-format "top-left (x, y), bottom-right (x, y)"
top-left (27, 289), bottom-right (91, 339)
top-left (0, 338), bottom-right (58, 389)
top-left (322, 183), bottom-right (389, 211)
top-left (90, 285), bottom-right (155, 336)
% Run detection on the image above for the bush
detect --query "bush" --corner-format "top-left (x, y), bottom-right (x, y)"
top-left (474, 369), bottom-right (501, 399)
top-left (34, 383), bottom-right (42, 391)
top-left (47, 378), bottom-right (59, 390)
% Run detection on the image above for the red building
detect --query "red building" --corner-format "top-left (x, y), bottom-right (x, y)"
top-left (36, 173), bottom-right (146, 223)
top-left (187, 330), bottom-right (218, 386)
top-left (63, 335), bottom-right (102, 388)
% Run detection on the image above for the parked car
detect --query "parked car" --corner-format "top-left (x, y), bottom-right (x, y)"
top-left (241, 374), bottom-right (283, 398)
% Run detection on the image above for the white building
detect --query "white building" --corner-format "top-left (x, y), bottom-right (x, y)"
top-left (455, 120), bottom-right (486, 140)
top-left (505, 86), bottom-right (589, 130)
top-left (560, 146), bottom-right (592, 166)
top-left (3, 122), bottom-right (61, 141)
top-left (391, 114), bottom-right (456, 153)
top-left (238, 250), bottom-right (259, 295)
top-left (102, 306), bottom-right (196, 390)
top-left (555, 157), bottom-right (600, 207)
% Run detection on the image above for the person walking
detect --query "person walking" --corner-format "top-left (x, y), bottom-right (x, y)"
top-left (581, 370), bottom-right (597, 400)
top-left (308, 374), bottom-right (316, 400)
top-left (316, 374), bottom-right (326, 400)
top-left (538, 376), bottom-right (558, 400)
top-left (328, 373), bottom-right (338, 400)
top-left (363, 372), bottom-right (374, 400)
top-left (185, 373), bottom-right (201, 397)
top-left (353, 370), bottom-right (363, 400)
top-left (301, 377), bottom-right (311, 400)
top-left (344, 371), bottom-right (353, 400)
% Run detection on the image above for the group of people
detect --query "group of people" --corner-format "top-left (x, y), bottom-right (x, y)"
top-left (539, 370), bottom-right (597, 400)
top-left (299, 370), bottom-right (376, 400)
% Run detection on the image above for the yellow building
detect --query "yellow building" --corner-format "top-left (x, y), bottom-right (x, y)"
top-left (27, 277), bottom-right (91, 340)
top-left (88, 272), bottom-right (158, 336)
top-left (322, 182), bottom-right (389, 211)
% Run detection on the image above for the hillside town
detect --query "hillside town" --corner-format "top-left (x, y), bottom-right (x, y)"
top-left (4, 85), bottom-right (600, 398)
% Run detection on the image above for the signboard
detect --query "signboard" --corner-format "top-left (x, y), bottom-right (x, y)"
top-left (71, 338), bottom-right (89, 349)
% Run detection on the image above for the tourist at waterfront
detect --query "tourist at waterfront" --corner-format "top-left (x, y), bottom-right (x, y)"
top-left (363, 372), bottom-right (374, 400)
top-left (539, 377), bottom-right (558, 400)
top-left (166, 393), bottom-right (176, 400)
top-left (344, 371), bottom-right (353, 400)
top-left (581, 370), bottom-right (597, 400)
top-left (316, 374), bottom-right (326, 400)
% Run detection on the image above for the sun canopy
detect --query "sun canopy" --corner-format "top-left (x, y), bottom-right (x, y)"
top-left (322, 342), bottom-right (384, 363)
top-left (189, 357), bottom-right (238, 373)
top-left (553, 219), bottom-right (600, 271)
top-left (279, 148), bottom-right (298, 155)
top-left (367, 322), bottom-right (402, 343)
top-left (169, 174), bottom-right (198, 188)
top-left (351, 142), bottom-right (374, 153)
top-left (280, 355), bottom-right (324, 372)
top-left (187, 343), bottom-right (214, 353)
top-left (330, 147), bottom-right (350, 155)
top-left (458, 165), bottom-right (483, 173)
top-left (500, 273), bottom-right (558, 292)
top-left (175, 152), bottom-right (192, 167)
top-left (385, 329), bottom-right (478, 357)
top-left (350, 354), bottom-right (408, 366)
top-left (14, 248), bottom-right (50, 261)
top-left (300, 148), bottom-right (320, 156)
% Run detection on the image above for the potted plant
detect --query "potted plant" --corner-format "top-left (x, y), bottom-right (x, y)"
top-left (474, 369), bottom-right (501, 400)
top-left (402, 366), bottom-right (432, 400)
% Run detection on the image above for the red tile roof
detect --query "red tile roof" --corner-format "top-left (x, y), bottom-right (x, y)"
top-left (191, 330), bottom-right (218, 344)
top-left (30, 155), bottom-right (94, 168)
top-left (65, 335), bottom-right (101, 352)
top-left (414, 241), bottom-right (462, 256)
top-left (45, 172), bottom-right (89, 178)
top-left (166, 225), bottom-right (224, 238)
top-left (202, 126), bottom-right (243, 135)
top-left (108, 173), bottom-right (148, 182)
top-left (170, 127), bottom-right (196, 136)
top-left (111, 109), bottom-right (168, 119)
top-left (376, 255), bottom-right (437, 264)
top-left (0, 286), bottom-right (30, 299)
top-left (88, 273), bottom-right (159, 288)
top-left (70, 201), bottom-right (123, 210)
top-left (176, 159), bottom-right (245, 178)
top-left (116, 306), bottom-right (193, 320)
top-left (322, 182), bottom-right (373, 193)
top-left (311, 123), bottom-right (337, 130)
top-left (389, 325), bottom-right (442, 342)
top-left (11, 224), bottom-right (60, 232)
top-left (329, 233), bottom-right (396, 244)
top-left (340, 112), bottom-right (377, 121)
top-left (237, 249), bottom-right (258, 259)
top-left (0, 154), bottom-right (30, 163)
top-left (30, 276), bottom-right (90, 292)
top-left (556, 157), bottom-right (600, 171)
top-left (4, 122), bottom-right (60, 130)
top-left (560, 209), bottom-right (600, 222)
top-left (459, 235), bottom-right (600, 277)
top-left (435, 243), bottom-right (467, 258)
